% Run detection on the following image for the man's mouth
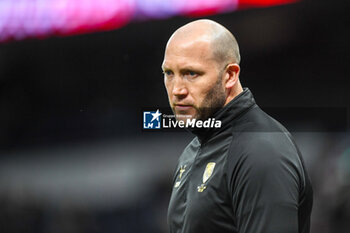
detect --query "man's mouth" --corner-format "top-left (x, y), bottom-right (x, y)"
top-left (174, 104), bottom-right (193, 111)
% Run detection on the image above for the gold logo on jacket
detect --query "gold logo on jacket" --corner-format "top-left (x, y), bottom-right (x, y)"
top-left (197, 162), bottom-right (216, 192)
top-left (174, 165), bottom-right (186, 188)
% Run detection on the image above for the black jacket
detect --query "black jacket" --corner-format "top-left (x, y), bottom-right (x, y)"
top-left (167, 88), bottom-right (313, 233)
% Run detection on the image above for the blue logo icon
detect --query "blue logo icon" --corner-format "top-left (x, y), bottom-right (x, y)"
top-left (143, 110), bottom-right (162, 129)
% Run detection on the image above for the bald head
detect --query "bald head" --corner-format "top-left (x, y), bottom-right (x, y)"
top-left (166, 19), bottom-right (241, 66)
top-left (163, 19), bottom-right (243, 121)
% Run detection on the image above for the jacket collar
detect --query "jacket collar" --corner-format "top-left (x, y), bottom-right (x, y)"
top-left (190, 88), bottom-right (256, 143)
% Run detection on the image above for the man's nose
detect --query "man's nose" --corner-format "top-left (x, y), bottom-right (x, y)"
top-left (172, 77), bottom-right (188, 97)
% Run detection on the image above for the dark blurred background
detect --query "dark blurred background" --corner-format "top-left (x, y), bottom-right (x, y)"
top-left (0, 0), bottom-right (350, 232)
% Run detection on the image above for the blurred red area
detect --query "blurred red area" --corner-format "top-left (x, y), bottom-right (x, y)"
top-left (238, 0), bottom-right (299, 8)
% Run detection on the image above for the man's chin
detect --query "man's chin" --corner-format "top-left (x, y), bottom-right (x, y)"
top-left (175, 115), bottom-right (196, 123)
top-left (172, 109), bottom-right (197, 122)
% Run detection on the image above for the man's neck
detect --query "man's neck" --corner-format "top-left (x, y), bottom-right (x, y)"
top-left (224, 82), bottom-right (243, 106)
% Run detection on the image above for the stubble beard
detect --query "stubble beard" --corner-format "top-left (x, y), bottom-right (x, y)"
top-left (194, 75), bottom-right (226, 121)
top-left (171, 72), bottom-right (226, 122)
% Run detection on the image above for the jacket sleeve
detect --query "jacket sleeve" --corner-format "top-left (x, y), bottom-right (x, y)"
top-left (227, 135), bottom-right (301, 233)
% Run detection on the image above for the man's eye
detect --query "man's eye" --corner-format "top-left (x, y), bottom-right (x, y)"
top-left (184, 71), bottom-right (197, 78)
top-left (164, 70), bottom-right (173, 76)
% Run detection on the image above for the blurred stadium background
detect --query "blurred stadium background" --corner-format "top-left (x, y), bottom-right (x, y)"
top-left (0, 0), bottom-right (349, 232)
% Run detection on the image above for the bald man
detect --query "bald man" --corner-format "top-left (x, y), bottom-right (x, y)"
top-left (162, 19), bottom-right (313, 233)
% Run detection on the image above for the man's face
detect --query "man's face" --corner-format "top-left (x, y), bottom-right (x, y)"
top-left (162, 39), bottom-right (227, 122)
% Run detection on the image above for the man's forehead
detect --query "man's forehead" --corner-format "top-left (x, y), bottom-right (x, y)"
top-left (162, 60), bottom-right (203, 70)
top-left (163, 43), bottom-right (214, 61)
top-left (164, 39), bottom-right (214, 61)
top-left (167, 36), bottom-right (211, 51)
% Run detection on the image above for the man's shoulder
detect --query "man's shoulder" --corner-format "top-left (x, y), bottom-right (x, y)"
top-left (230, 131), bottom-right (294, 159)
top-left (230, 104), bottom-right (294, 145)
top-left (226, 131), bottom-right (305, 192)
top-left (234, 105), bottom-right (289, 133)
top-left (227, 104), bottom-right (302, 165)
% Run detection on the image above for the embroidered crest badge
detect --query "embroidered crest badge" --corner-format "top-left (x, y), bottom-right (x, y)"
top-left (202, 162), bottom-right (215, 183)
top-left (198, 162), bottom-right (216, 192)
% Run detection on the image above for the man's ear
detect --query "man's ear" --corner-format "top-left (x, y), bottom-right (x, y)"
top-left (224, 63), bottom-right (240, 89)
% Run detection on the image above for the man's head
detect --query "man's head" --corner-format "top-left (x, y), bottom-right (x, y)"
top-left (162, 19), bottom-right (243, 122)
